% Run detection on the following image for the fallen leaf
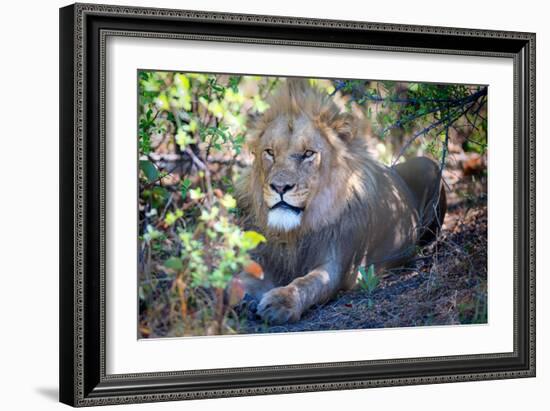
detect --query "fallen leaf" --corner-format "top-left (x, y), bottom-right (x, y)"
top-left (244, 261), bottom-right (264, 279)
top-left (462, 154), bottom-right (485, 176)
top-left (227, 277), bottom-right (246, 306)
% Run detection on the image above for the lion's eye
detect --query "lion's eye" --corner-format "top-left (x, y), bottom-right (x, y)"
top-left (264, 148), bottom-right (274, 157)
top-left (302, 150), bottom-right (316, 159)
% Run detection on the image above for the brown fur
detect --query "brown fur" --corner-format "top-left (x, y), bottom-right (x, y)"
top-left (236, 79), bottom-right (446, 324)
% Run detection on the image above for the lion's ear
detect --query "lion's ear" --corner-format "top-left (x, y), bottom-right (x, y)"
top-left (330, 112), bottom-right (357, 142)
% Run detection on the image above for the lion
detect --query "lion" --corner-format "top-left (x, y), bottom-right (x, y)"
top-left (234, 79), bottom-right (446, 325)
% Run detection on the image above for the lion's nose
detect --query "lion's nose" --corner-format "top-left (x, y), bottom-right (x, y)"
top-left (270, 183), bottom-right (295, 195)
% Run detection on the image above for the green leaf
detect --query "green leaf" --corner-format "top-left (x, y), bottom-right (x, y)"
top-left (189, 187), bottom-right (204, 200)
top-left (228, 76), bottom-right (241, 93)
top-left (156, 93), bottom-right (170, 110)
top-left (139, 160), bottom-right (159, 182)
top-left (139, 130), bottom-right (151, 155)
top-left (164, 209), bottom-right (183, 226)
top-left (358, 264), bottom-right (379, 293)
top-left (163, 257), bottom-right (183, 272)
top-left (180, 178), bottom-right (191, 199)
top-left (365, 264), bottom-right (379, 293)
top-left (220, 194), bottom-right (237, 209)
top-left (176, 128), bottom-right (195, 150)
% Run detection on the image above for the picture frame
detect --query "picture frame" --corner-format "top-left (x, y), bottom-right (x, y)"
top-left (59, 2), bottom-right (536, 407)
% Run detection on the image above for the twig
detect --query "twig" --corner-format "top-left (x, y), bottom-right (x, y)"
top-left (159, 193), bottom-right (174, 222)
top-left (391, 100), bottom-right (478, 166)
top-left (208, 157), bottom-right (250, 168)
top-left (439, 125), bottom-right (450, 174)
top-left (470, 95), bottom-right (487, 130)
top-left (380, 88), bottom-right (487, 135)
top-left (184, 148), bottom-right (214, 205)
top-left (334, 80), bottom-right (487, 105)
top-left (381, 103), bottom-right (449, 135)
top-left (142, 159), bottom-right (186, 190)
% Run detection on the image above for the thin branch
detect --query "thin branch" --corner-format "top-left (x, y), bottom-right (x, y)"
top-left (142, 157), bottom-right (186, 190)
top-left (391, 100), bottom-right (478, 166)
top-left (470, 95), bottom-right (487, 130)
top-left (439, 125), bottom-right (450, 174)
top-left (380, 87), bottom-right (487, 135)
top-left (208, 157), bottom-right (250, 168)
top-left (184, 148), bottom-right (214, 206)
top-left (381, 104), bottom-right (449, 134)
top-left (334, 80), bottom-right (487, 105)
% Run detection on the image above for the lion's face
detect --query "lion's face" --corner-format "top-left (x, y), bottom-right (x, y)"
top-left (257, 115), bottom-right (331, 232)
top-left (242, 79), bottom-right (362, 234)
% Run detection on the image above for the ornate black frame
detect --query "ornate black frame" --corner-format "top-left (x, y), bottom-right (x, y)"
top-left (59, 3), bottom-right (536, 407)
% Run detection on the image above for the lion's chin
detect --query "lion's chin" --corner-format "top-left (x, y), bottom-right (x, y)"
top-left (267, 208), bottom-right (302, 232)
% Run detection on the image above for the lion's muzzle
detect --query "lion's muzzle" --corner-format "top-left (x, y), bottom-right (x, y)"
top-left (270, 201), bottom-right (304, 215)
top-left (267, 197), bottom-right (305, 232)
top-left (264, 174), bottom-right (309, 232)
top-left (270, 183), bottom-right (295, 195)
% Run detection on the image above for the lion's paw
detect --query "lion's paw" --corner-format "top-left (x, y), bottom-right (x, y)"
top-left (257, 286), bottom-right (302, 325)
top-left (234, 294), bottom-right (259, 321)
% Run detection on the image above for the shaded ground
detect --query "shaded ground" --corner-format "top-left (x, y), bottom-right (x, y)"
top-left (239, 172), bottom-right (488, 334)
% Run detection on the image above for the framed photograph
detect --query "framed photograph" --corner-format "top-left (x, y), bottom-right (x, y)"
top-left (59, 3), bottom-right (535, 407)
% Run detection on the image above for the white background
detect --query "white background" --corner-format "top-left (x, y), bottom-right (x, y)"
top-left (0, 0), bottom-right (546, 410)
top-left (107, 37), bottom-right (514, 374)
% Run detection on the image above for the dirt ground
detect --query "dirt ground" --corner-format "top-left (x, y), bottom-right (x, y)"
top-left (239, 168), bottom-right (488, 334)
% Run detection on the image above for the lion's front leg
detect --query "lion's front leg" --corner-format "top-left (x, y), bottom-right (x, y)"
top-left (228, 270), bottom-right (274, 317)
top-left (257, 264), bottom-right (339, 325)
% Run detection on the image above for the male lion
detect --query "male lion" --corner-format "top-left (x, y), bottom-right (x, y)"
top-left (235, 79), bottom-right (446, 325)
